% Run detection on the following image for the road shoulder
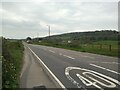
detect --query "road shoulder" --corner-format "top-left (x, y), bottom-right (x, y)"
top-left (20, 46), bottom-right (56, 88)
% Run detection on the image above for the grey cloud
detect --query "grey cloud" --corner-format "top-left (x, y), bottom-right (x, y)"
top-left (2, 2), bottom-right (118, 39)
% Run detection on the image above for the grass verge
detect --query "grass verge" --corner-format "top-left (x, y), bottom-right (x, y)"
top-left (2, 38), bottom-right (24, 88)
top-left (32, 41), bottom-right (118, 57)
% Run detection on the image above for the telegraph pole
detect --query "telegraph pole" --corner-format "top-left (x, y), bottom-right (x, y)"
top-left (47, 25), bottom-right (50, 39)
top-left (37, 33), bottom-right (39, 41)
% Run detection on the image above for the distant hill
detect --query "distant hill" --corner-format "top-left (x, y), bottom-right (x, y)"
top-left (40, 30), bottom-right (119, 44)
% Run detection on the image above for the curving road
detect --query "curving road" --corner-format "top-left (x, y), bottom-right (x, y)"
top-left (24, 43), bottom-right (120, 90)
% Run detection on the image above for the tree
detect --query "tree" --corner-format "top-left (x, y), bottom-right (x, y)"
top-left (26, 37), bottom-right (32, 43)
top-left (26, 37), bottom-right (32, 41)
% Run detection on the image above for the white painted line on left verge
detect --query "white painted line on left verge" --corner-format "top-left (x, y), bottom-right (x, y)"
top-left (20, 73), bottom-right (22, 78)
top-left (27, 46), bottom-right (66, 89)
top-left (90, 64), bottom-right (120, 75)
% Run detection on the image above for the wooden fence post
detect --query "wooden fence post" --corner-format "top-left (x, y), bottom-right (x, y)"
top-left (109, 45), bottom-right (112, 51)
top-left (100, 44), bottom-right (102, 49)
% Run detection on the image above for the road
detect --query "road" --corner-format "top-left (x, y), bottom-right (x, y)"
top-left (24, 43), bottom-right (119, 90)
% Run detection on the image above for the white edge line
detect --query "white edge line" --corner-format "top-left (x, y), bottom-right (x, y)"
top-left (90, 63), bottom-right (120, 75)
top-left (63, 55), bottom-right (75, 59)
top-left (27, 46), bottom-right (66, 89)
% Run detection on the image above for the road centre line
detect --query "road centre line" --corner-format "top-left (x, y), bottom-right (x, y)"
top-left (27, 46), bottom-right (66, 89)
top-left (89, 61), bottom-right (120, 65)
top-left (82, 55), bottom-right (94, 59)
top-left (59, 53), bottom-right (62, 55)
top-left (90, 64), bottom-right (120, 75)
top-left (102, 62), bottom-right (120, 64)
top-left (49, 50), bottom-right (55, 53)
top-left (63, 55), bottom-right (75, 60)
top-left (43, 48), bottom-right (47, 50)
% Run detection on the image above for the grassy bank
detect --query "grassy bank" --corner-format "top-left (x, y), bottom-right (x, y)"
top-left (2, 38), bottom-right (24, 88)
top-left (32, 40), bottom-right (118, 57)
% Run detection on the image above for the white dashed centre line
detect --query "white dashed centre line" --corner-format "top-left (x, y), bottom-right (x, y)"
top-left (63, 55), bottom-right (75, 59)
top-left (89, 61), bottom-right (120, 65)
top-left (49, 50), bottom-right (55, 53)
top-left (59, 53), bottom-right (62, 55)
top-left (82, 55), bottom-right (94, 59)
top-left (90, 64), bottom-right (120, 75)
top-left (102, 62), bottom-right (120, 65)
top-left (43, 48), bottom-right (47, 50)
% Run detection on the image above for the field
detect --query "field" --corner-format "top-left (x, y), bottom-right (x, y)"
top-left (2, 39), bottom-right (24, 88)
top-left (32, 40), bottom-right (118, 57)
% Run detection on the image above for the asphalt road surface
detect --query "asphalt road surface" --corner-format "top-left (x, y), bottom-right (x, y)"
top-left (24, 43), bottom-right (120, 90)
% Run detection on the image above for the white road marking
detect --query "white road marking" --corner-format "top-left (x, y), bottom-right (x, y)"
top-left (112, 62), bottom-right (120, 64)
top-left (89, 61), bottom-right (120, 65)
top-left (43, 48), bottom-right (47, 50)
top-left (20, 73), bottom-right (22, 78)
top-left (59, 53), bottom-right (62, 56)
top-left (102, 62), bottom-right (120, 64)
top-left (90, 64), bottom-right (120, 75)
top-left (76, 73), bottom-right (104, 90)
top-left (83, 72), bottom-right (116, 88)
top-left (49, 50), bottom-right (55, 53)
top-left (65, 67), bottom-right (84, 88)
top-left (63, 55), bottom-right (75, 59)
top-left (82, 55), bottom-right (94, 59)
top-left (76, 73), bottom-right (93, 86)
top-left (65, 67), bottom-right (120, 89)
top-left (27, 47), bottom-right (66, 89)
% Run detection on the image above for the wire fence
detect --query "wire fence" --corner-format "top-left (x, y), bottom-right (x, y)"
top-left (81, 44), bottom-right (118, 52)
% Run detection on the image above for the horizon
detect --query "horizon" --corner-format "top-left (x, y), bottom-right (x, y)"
top-left (2, 29), bottom-right (118, 39)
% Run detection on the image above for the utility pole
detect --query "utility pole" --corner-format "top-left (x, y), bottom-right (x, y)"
top-left (47, 25), bottom-right (50, 39)
top-left (37, 33), bottom-right (39, 41)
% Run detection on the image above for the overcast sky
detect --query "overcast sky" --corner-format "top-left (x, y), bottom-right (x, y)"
top-left (0, 0), bottom-right (118, 39)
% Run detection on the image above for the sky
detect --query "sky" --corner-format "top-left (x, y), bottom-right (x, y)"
top-left (0, 0), bottom-right (119, 39)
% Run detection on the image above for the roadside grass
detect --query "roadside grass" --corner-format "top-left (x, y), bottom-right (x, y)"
top-left (80, 45), bottom-right (118, 57)
top-left (93, 40), bottom-right (118, 48)
top-left (93, 40), bottom-right (118, 45)
top-left (2, 39), bottom-right (24, 88)
top-left (32, 40), bottom-right (118, 57)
